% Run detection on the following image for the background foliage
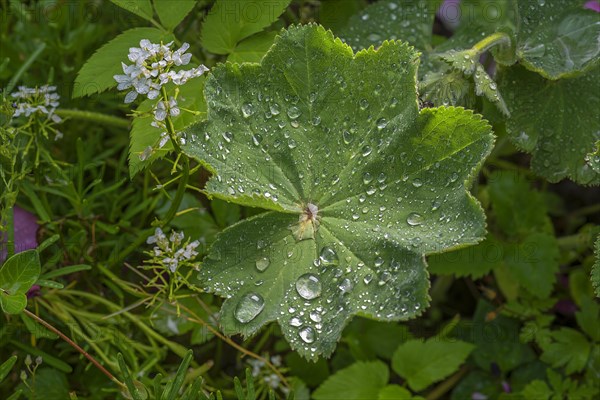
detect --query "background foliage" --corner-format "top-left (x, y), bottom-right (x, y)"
top-left (1, 0), bottom-right (599, 399)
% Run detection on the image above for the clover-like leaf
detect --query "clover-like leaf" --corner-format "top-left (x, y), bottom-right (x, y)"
top-left (0, 249), bottom-right (41, 314)
top-left (516, 0), bottom-right (600, 80)
top-left (499, 65), bottom-right (600, 185)
top-left (183, 25), bottom-right (494, 359)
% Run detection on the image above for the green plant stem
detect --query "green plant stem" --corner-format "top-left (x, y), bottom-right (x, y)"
top-left (6, 42), bottom-right (46, 93)
top-left (557, 233), bottom-right (588, 250)
top-left (178, 302), bottom-right (290, 388)
top-left (22, 308), bottom-right (125, 388)
top-left (55, 109), bottom-right (130, 129)
top-left (62, 290), bottom-right (190, 359)
top-left (425, 365), bottom-right (469, 400)
top-left (569, 203), bottom-right (600, 218)
top-left (156, 86), bottom-right (191, 227)
top-left (472, 31), bottom-right (511, 54)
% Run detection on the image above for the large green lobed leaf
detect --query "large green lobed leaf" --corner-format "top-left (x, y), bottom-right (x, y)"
top-left (183, 24), bottom-right (494, 359)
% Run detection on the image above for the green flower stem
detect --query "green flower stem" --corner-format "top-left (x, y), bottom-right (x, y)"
top-left (55, 109), bottom-right (130, 129)
top-left (472, 31), bottom-right (511, 54)
top-left (22, 308), bottom-right (126, 388)
top-left (157, 86), bottom-right (191, 227)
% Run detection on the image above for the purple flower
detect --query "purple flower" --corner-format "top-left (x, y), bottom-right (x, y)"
top-left (584, 1), bottom-right (600, 12)
top-left (1, 206), bottom-right (39, 263)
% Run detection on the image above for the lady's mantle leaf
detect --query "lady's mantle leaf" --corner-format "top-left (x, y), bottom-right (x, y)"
top-left (499, 65), bottom-right (600, 185)
top-left (183, 24), bottom-right (494, 359)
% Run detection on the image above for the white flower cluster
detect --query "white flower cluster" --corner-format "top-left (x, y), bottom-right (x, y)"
top-left (113, 40), bottom-right (208, 104)
top-left (146, 227), bottom-right (200, 273)
top-left (247, 356), bottom-right (286, 391)
top-left (11, 85), bottom-right (63, 126)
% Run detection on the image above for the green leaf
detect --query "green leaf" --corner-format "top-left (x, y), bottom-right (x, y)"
top-left (29, 368), bottom-right (71, 400)
top-left (73, 28), bottom-right (168, 98)
top-left (593, 235), bottom-right (600, 297)
top-left (391, 338), bottom-right (474, 392)
top-left (228, 31), bottom-right (277, 64)
top-left (319, 0), bottom-right (364, 33)
top-left (502, 233), bottom-right (559, 298)
top-left (586, 141), bottom-right (600, 173)
top-left (471, 300), bottom-right (535, 372)
top-left (378, 384), bottom-right (422, 400)
top-left (313, 361), bottom-right (389, 400)
top-left (450, 370), bottom-right (500, 400)
top-left (201, 0), bottom-right (291, 55)
top-left (153, 0), bottom-right (196, 31)
top-left (487, 171), bottom-right (552, 237)
top-left (129, 76), bottom-right (207, 176)
top-left (110, 0), bottom-right (154, 21)
top-left (183, 25), bottom-right (494, 358)
top-left (0, 355), bottom-right (17, 383)
top-left (521, 380), bottom-right (553, 400)
top-left (338, 0), bottom-right (437, 52)
top-left (436, 49), bottom-right (509, 116)
top-left (516, 1), bottom-right (600, 80)
top-left (428, 236), bottom-right (502, 278)
top-left (499, 65), bottom-right (600, 185)
top-left (576, 296), bottom-right (600, 342)
top-left (0, 250), bottom-right (40, 314)
top-left (540, 328), bottom-right (591, 374)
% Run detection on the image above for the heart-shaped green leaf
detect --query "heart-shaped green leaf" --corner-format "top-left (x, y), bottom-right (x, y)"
top-left (183, 25), bottom-right (494, 359)
top-left (0, 249), bottom-right (41, 314)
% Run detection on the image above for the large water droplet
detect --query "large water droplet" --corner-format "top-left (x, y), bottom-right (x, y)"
top-left (309, 310), bottom-right (322, 323)
top-left (412, 179), bottom-right (423, 188)
top-left (222, 131), bottom-right (233, 143)
top-left (359, 98), bottom-right (370, 110)
top-left (296, 274), bottom-right (322, 300)
top-left (299, 326), bottom-right (316, 343)
top-left (241, 103), bottom-right (254, 118)
top-left (362, 146), bottom-right (372, 157)
top-left (339, 278), bottom-right (353, 294)
top-left (287, 106), bottom-right (301, 119)
top-left (376, 118), bottom-right (388, 130)
top-left (406, 212), bottom-right (423, 226)
top-left (234, 293), bottom-right (264, 323)
top-left (270, 103), bottom-right (280, 115)
top-left (255, 257), bottom-right (270, 272)
top-left (343, 130), bottom-right (352, 144)
top-left (319, 246), bottom-right (339, 267)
